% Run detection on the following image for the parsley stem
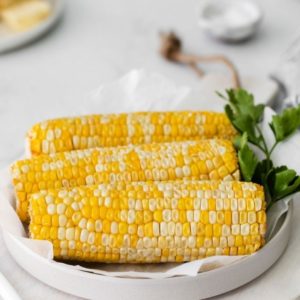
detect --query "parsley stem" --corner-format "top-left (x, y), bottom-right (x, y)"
top-left (250, 142), bottom-right (265, 153)
top-left (269, 141), bottom-right (279, 156)
top-left (254, 124), bottom-right (273, 171)
top-left (255, 125), bottom-right (269, 155)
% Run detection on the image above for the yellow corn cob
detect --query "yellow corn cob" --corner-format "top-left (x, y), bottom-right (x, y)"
top-left (29, 180), bottom-right (266, 263)
top-left (26, 111), bottom-right (236, 156)
top-left (12, 139), bottom-right (240, 221)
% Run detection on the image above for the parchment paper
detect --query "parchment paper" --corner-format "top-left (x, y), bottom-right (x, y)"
top-left (0, 70), bottom-right (297, 279)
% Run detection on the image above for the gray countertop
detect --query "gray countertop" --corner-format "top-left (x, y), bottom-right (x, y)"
top-left (1, 0), bottom-right (300, 299)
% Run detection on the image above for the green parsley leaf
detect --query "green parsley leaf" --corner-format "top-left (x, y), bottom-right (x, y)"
top-left (223, 89), bottom-right (265, 148)
top-left (252, 159), bottom-right (273, 185)
top-left (225, 89), bottom-right (265, 123)
top-left (220, 88), bottom-right (300, 209)
top-left (233, 134), bottom-right (246, 150)
top-left (237, 133), bottom-right (259, 182)
top-left (231, 114), bottom-right (258, 144)
top-left (268, 166), bottom-right (300, 200)
top-left (270, 106), bottom-right (300, 142)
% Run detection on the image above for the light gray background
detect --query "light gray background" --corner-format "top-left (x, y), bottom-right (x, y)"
top-left (1, 0), bottom-right (300, 299)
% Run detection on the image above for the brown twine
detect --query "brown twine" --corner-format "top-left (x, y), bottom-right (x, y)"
top-left (159, 32), bottom-right (241, 88)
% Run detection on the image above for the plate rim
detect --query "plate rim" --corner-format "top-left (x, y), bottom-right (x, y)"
top-left (4, 202), bottom-right (292, 283)
top-left (1, 201), bottom-right (292, 299)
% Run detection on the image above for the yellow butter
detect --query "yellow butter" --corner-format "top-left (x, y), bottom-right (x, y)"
top-left (1, 0), bottom-right (51, 32)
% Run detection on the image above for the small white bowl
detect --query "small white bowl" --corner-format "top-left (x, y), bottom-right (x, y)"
top-left (198, 0), bottom-right (263, 42)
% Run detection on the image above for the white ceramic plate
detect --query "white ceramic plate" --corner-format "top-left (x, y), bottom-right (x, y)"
top-left (0, 0), bottom-right (64, 53)
top-left (2, 204), bottom-right (292, 300)
top-left (0, 71), bottom-right (292, 299)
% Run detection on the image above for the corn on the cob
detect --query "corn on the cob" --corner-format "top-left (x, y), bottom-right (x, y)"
top-left (26, 111), bottom-right (236, 156)
top-left (29, 180), bottom-right (266, 263)
top-left (12, 139), bottom-right (240, 221)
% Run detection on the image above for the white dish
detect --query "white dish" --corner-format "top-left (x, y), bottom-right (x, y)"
top-left (0, 71), bottom-right (293, 299)
top-left (0, 0), bottom-right (64, 53)
top-left (198, 0), bottom-right (263, 42)
top-left (2, 203), bottom-right (292, 300)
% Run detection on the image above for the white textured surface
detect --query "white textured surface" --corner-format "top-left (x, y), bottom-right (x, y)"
top-left (1, 0), bottom-right (300, 299)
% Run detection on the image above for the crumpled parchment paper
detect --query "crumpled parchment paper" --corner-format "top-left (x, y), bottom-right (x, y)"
top-left (0, 70), bottom-right (296, 279)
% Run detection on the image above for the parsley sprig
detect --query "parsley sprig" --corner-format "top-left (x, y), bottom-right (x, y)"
top-left (219, 89), bottom-right (300, 210)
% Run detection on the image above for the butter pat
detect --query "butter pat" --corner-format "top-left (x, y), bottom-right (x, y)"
top-left (1, 0), bottom-right (51, 32)
top-left (0, 0), bottom-right (20, 10)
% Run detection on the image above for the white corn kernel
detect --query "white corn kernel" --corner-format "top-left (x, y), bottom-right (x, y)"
top-left (87, 220), bottom-right (94, 231)
top-left (201, 199), bottom-right (208, 210)
top-left (153, 222), bottom-right (160, 236)
top-left (231, 198), bottom-right (238, 211)
top-left (128, 210), bottom-right (135, 224)
top-left (79, 218), bottom-right (87, 229)
top-left (102, 234), bottom-right (109, 246)
top-left (175, 223), bottom-right (182, 236)
top-left (188, 236), bottom-right (196, 248)
top-left (143, 237), bottom-right (152, 248)
top-left (47, 204), bottom-right (56, 215)
top-left (190, 222), bottom-right (197, 236)
top-left (216, 198), bottom-right (223, 210)
top-left (58, 190), bottom-right (67, 198)
top-left (88, 232), bottom-right (95, 244)
top-left (59, 215), bottom-right (67, 227)
top-left (232, 225), bottom-right (240, 235)
top-left (168, 222), bottom-right (175, 236)
top-left (58, 227), bottom-right (66, 240)
top-left (175, 167), bottom-right (183, 178)
top-left (241, 224), bottom-right (250, 236)
top-left (80, 229), bottom-right (88, 242)
top-left (149, 199), bottom-right (157, 211)
top-left (182, 166), bottom-right (191, 176)
top-left (232, 211), bottom-right (239, 224)
top-left (160, 222), bottom-right (168, 236)
top-left (95, 220), bottom-right (102, 232)
top-left (111, 222), bottom-right (118, 234)
top-left (57, 203), bottom-right (66, 214)
top-left (172, 210), bottom-right (179, 222)
top-left (137, 226), bottom-right (144, 237)
top-left (228, 235), bottom-right (235, 247)
top-left (238, 199), bottom-right (246, 211)
top-left (135, 200), bottom-right (142, 211)
top-left (86, 175), bottom-right (94, 185)
top-left (220, 237), bottom-right (227, 247)
top-left (222, 225), bottom-right (230, 236)
top-left (163, 209), bottom-right (171, 222)
top-left (254, 198), bottom-right (262, 211)
top-left (69, 240), bottom-right (76, 249)
top-left (45, 195), bottom-right (53, 204)
top-left (194, 210), bottom-right (200, 222)
top-left (248, 212), bottom-right (256, 224)
top-left (71, 202), bottom-right (79, 211)
top-left (209, 211), bottom-right (216, 224)
top-left (137, 239), bottom-right (144, 249)
top-left (187, 210), bottom-right (193, 222)
top-left (72, 136), bottom-right (80, 148)
top-left (66, 228), bottom-right (75, 241)
top-left (194, 198), bottom-right (201, 209)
